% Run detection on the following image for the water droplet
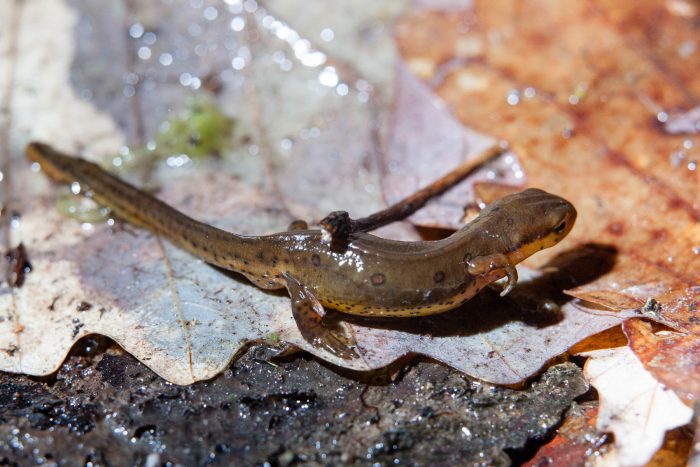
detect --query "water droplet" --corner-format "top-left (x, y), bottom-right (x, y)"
top-left (670, 150), bottom-right (686, 167)
top-left (143, 32), bottom-right (157, 45)
top-left (129, 23), bottom-right (144, 39)
top-left (203, 6), bottom-right (218, 20)
top-left (123, 72), bottom-right (139, 85)
top-left (112, 157), bottom-right (123, 167)
top-left (137, 46), bottom-right (151, 60)
top-left (523, 87), bottom-right (536, 98)
top-left (320, 28), bottom-right (334, 42)
top-left (657, 111), bottom-right (669, 122)
top-left (179, 72), bottom-right (193, 86)
top-left (194, 43), bottom-right (207, 57)
top-left (123, 85), bottom-right (135, 98)
top-left (248, 144), bottom-right (260, 155)
top-left (506, 89), bottom-right (520, 106)
top-left (71, 182), bottom-right (81, 195)
top-left (689, 160), bottom-right (697, 171)
top-left (81, 222), bottom-right (93, 231)
top-left (159, 53), bottom-right (173, 66)
top-left (231, 57), bottom-right (245, 70)
top-left (568, 94), bottom-right (579, 105)
top-left (336, 83), bottom-right (349, 96)
top-left (692, 246), bottom-right (700, 255)
top-left (309, 127), bottom-right (321, 138)
top-left (166, 154), bottom-right (191, 168)
top-left (226, 0), bottom-right (243, 14)
top-left (230, 16), bottom-right (245, 31)
top-left (318, 66), bottom-right (338, 87)
top-left (280, 138), bottom-right (293, 150)
top-left (357, 91), bottom-right (369, 103)
top-left (667, 255), bottom-right (673, 263)
top-left (0, 171), bottom-right (3, 182)
top-left (31, 162), bottom-right (40, 172)
top-left (243, 0), bottom-right (258, 13)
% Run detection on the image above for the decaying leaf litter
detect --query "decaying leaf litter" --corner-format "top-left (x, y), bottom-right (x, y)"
top-left (1, 0), bottom-right (698, 463)
top-left (395, 1), bottom-right (700, 463)
top-left (0, 0), bottom-right (649, 386)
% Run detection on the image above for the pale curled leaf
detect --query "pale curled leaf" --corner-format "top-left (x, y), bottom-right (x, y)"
top-left (582, 346), bottom-right (693, 467)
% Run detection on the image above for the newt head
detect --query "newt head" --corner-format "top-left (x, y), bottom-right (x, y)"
top-left (482, 188), bottom-right (577, 265)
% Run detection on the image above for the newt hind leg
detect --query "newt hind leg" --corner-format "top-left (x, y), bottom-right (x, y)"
top-left (284, 273), bottom-right (359, 360)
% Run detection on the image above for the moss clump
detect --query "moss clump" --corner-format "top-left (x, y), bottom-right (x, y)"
top-left (154, 98), bottom-right (235, 160)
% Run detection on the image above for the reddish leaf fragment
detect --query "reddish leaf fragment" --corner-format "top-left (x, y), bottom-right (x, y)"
top-left (395, 1), bottom-right (700, 390)
top-left (524, 404), bottom-right (604, 467)
top-left (623, 319), bottom-right (700, 399)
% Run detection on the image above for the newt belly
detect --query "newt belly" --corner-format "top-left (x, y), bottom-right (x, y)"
top-left (26, 142), bottom-right (577, 358)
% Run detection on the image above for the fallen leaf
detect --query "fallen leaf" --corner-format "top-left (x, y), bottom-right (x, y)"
top-left (623, 319), bottom-right (700, 401)
top-left (582, 346), bottom-right (693, 466)
top-left (0, 0), bottom-right (684, 388)
top-left (524, 403), bottom-right (605, 467)
top-left (395, 0), bottom-right (700, 395)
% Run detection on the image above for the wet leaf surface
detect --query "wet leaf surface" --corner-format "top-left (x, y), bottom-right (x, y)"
top-left (394, 0), bottom-right (700, 400)
top-left (1, 0), bottom-right (698, 463)
top-left (0, 0), bottom-right (647, 386)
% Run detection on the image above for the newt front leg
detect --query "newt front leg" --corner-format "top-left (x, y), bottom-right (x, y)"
top-left (466, 254), bottom-right (518, 297)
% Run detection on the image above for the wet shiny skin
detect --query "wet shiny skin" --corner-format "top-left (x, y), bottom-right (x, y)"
top-left (27, 142), bottom-right (576, 317)
top-left (27, 142), bottom-right (576, 357)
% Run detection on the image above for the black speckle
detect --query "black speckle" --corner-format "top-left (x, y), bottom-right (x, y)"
top-left (71, 322), bottom-right (85, 339)
top-left (76, 301), bottom-right (92, 312)
top-left (506, 218), bottom-right (515, 226)
top-left (311, 254), bottom-right (320, 267)
top-left (433, 271), bottom-right (445, 283)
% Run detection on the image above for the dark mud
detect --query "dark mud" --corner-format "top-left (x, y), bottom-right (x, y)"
top-left (0, 337), bottom-right (587, 466)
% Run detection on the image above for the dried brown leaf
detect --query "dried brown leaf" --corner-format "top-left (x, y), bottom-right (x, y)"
top-left (395, 0), bottom-right (700, 394)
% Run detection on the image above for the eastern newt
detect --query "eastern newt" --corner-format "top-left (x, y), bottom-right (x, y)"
top-left (26, 142), bottom-right (577, 358)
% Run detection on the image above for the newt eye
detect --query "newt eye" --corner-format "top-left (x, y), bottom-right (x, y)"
top-left (554, 220), bottom-right (567, 234)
